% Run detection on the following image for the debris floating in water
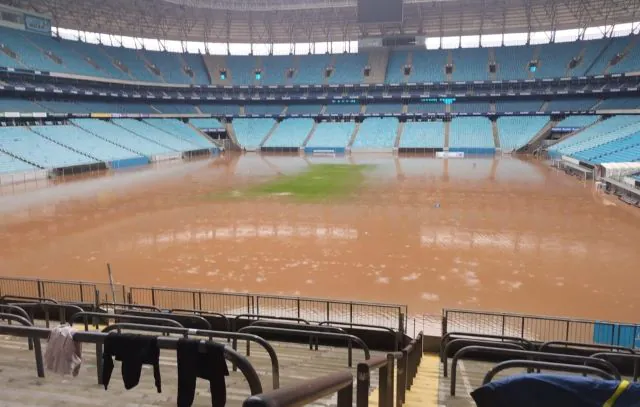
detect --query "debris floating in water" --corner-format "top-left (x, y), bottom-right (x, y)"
top-left (434, 202), bottom-right (441, 208)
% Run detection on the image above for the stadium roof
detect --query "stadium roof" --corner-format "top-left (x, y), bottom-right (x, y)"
top-left (5, 0), bottom-right (640, 43)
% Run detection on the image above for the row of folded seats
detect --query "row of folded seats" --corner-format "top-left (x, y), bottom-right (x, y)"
top-left (549, 115), bottom-right (640, 163)
top-left (0, 119), bottom-right (216, 173)
top-left (1, 21), bottom-right (640, 85)
top-left (3, 98), bottom-right (639, 114)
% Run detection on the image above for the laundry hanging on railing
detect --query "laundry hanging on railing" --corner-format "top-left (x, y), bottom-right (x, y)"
top-left (44, 324), bottom-right (82, 376)
top-left (102, 332), bottom-right (161, 392)
top-left (177, 338), bottom-right (229, 407)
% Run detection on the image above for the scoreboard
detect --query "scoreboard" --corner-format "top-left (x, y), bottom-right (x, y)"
top-left (357, 0), bottom-right (403, 24)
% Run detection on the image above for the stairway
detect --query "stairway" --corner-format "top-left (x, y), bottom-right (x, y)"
top-left (347, 122), bottom-right (362, 148)
top-left (301, 121), bottom-right (319, 148)
top-left (492, 120), bottom-right (501, 149)
top-left (260, 120), bottom-right (280, 147)
top-left (394, 122), bottom-right (405, 149)
top-left (444, 121), bottom-right (450, 149)
top-left (403, 354), bottom-right (441, 407)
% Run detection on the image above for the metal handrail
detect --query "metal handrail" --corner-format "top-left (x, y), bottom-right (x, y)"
top-left (70, 311), bottom-right (184, 330)
top-left (319, 320), bottom-right (400, 351)
top-left (450, 346), bottom-right (621, 396)
top-left (0, 324), bottom-right (263, 395)
top-left (1, 295), bottom-right (58, 304)
top-left (238, 326), bottom-right (370, 367)
top-left (440, 331), bottom-right (534, 362)
top-left (538, 340), bottom-right (636, 355)
top-left (100, 323), bottom-right (281, 389)
top-left (0, 313), bottom-right (42, 377)
top-left (590, 352), bottom-right (640, 382)
top-left (357, 354), bottom-right (394, 407)
top-left (233, 314), bottom-right (311, 331)
top-left (120, 310), bottom-right (212, 330)
top-left (99, 302), bottom-right (161, 312)
top-left (169, 309), bottom-right (230, 332)
top-left (250, 321), bottom-right (346, 351)
top-left (243, 370), bottom-right (352, 407)
top-left (483, 360), bottom-right (616, 385)
top-left (0, 304), bottom-right (31, 322)
top-left (443, 339), bottom-right (527, 377)
top-left (9, 302), bottom-right (84, 327)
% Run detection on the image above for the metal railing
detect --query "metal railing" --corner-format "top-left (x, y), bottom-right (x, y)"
top-left (450, 346), bottom-right (621, 396)
top-left (439, 331), bottom-right (534, 362)
top-left (243, 370), bottom-right (352, 407)
top-left (70, 311), bottom-right (185, 331)
top-left (0, 323), bottom-right (263, 395)
top-left (483, 360), bottom-right (616, 384)
top-left (393, 332), bottom-right (423, 407)
top-left (357, 354), bottom-right (395, 407)
top-left (442, 339), bottom-right (528, 377)
top-left (99, 323), bottom-right (281, 389)
top-left (0, 314), bottom-right (41, 376)
top-left (238, 326), bottom-right (370, 367)
top-left (2, 277), bottom-right (407, 332)
top-left (442, 308), bottom-right (631, 346)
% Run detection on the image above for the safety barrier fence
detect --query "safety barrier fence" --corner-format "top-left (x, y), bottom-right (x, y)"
top-left (0, 277), bottom-right (406, 331)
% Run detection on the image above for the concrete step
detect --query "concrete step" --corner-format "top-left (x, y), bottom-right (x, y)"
top-left (404, 354), bottom-right (441, 407)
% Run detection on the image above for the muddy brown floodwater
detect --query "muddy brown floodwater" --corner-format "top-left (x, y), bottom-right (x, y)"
top-left (1, 154), bottom-right (639, 325)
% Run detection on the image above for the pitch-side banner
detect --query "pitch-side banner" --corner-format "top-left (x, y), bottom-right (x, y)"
top-left (436, 151), bottom-right (465, 158)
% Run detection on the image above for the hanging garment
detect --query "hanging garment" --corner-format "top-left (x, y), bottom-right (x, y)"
top-left (471, 374), bottom-right (640, 407)
top-left (102, 333), bottom-right (161, 393)
top-left (177, 338), bottom-right (229, 407)
top-left (44, 324), bottom-right (82, 376)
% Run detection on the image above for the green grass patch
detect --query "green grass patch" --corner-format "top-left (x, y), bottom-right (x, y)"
top-left (213, 164), bottom-right (370, 202)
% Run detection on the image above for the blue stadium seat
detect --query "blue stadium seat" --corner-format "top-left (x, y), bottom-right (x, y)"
top-left (244, 105), bottom-right (285, 115)
top-left (0, 150), bottom-right (37, 173)
top-left (535, 42), bottom-right (583, 78)
top-left (112, 119), bottom-right (200, 152)
top-left (232, 118), bottom-right (276, 149)
top-left (494, 45), bottom-right (534, 80)
top-left (72, 119), bottom-right (172, 156)
top-left (400, 122), bottom-right (445, 148)
top-left (411, 50), bottom-right (448, 82)
top-left (352, 118), bottom-right (398, 148)
top-left (143, 119), bottom-right (216, 148)
top-left (545, 98), bottom-right (598, 112)
top-left (325, 103), bottom-right (361, 114)
top-left (451, 101), bottom-right (490, 114)
top-left (386, 51), bottom-right (410, 83)
top-left (407, 103), bottom-right (446, 114)
top-left (497, 116), bottom-right (550, 152)
top-left (496, 100), bottom-right (543, 113)
top-left (329, 54), bottom-right (368, 84)
top-left (365, 104), bottom-right (402, 114)
top-left (259, 56), bottom-right (294, 86)
top-left (451, 48), bottom-right (488, 81)
top-left (0, 126), bottom-right (97, 168)
top-left (189, 118), bottom-right (224, 130)
top-left (306, 121), bottom-right (355, 148)
top-left (264, 119), bottom-right (314, 148)
top-left (556, 115), bottom-right (600, 128)
top-left (449, 117), bottom-right (494, 150)
top-left (287, 105), bottom-right (323, 115)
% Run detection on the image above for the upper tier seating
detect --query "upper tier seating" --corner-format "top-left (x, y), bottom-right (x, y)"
top-left (449, 117), bottom-right (494, 149)
top-left (143, 119), bottom-right (216, 149)
top-left (306, 121), bottom-right (355, 148)
top-left (30, 124), bottom-right (140, 161)
top-left (0, 150), bottom-right (37, 173)
top-left (597, 97), bottom-right (640, 110)
top-left (549, 115), bottom-right (640, 156)
top-left (497, 116), bottom-right (550, 152)
top-left (0, 126), bottom-right (95, 168)
top-left (329, 54), bottom-right (368, 84)
top-left (556, 115), bottom-right (600, 128)
top-left (411, 50), bottom-right (448, 82)
top-left (263, 118), bottom-right (315, 148)
top-left (287, 105), bottom-right (323, 115)
top-left (365, 103), bottom-right (402, 114)
top-left (245, 105), bottom-right (286, 115)
top-left (545, 98), bottom-right (598, 111)
top-left (494, 45), bottom-right (535, 80)
top-left (400, 121), bottom-right (445, 148)
top-left (233, 118), bottom-right (276, 149)
top-left (1, 24), bottom-right (639, 85)
top-left (495, 100), bottom-right (544, 112)
top-left (151, 104), bottom-right (197, 114)
top-left (451, 48), bottom-right (489, 81)
top-left (189, 118), bottom-right (224, 130)
top-left (386, 51), bottom-right (409, 83)
top-left (451, 101), bottom-right (490, 114)
top-left (0, 98), bottom-right (45, 113)
top-left (112, 119), bottom-right (199, 152)
top-left (352, 118), bottom-right (398, 149)
top-left (296, 55), bottom-right (332, 85)
top-left (325, 104), bottom-right (361, 115)
top-left (534, 41), bottom-right (583, 78)
top-left (72, 119), bottom-right (174, 156)
top-left (408, 103), bottom-right (446, 114)
top-left (198, 104), bottom-right (239, 115)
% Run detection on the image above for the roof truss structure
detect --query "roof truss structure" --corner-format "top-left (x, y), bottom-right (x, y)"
top-left (2, 0), bottom-right (640, 44)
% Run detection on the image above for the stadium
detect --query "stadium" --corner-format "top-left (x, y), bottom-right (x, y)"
top-left (0, 0), bottom-right (640, 405)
